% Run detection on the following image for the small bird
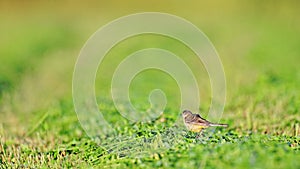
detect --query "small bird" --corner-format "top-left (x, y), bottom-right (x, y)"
top-left (182, 110), bottom-right (228, 132)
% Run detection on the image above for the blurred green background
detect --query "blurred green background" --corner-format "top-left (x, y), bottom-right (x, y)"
top-left (0, 1), bottom-right (299, 168)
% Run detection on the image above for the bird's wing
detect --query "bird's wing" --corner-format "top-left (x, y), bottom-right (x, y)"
top-left (186, 114), bottom-right (210, 126)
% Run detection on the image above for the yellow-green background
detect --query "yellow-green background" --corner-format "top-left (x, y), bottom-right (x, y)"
top-left (0, 1), bottom-right (299, 168)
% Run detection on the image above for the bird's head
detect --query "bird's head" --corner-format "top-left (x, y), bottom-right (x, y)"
top-left (182, 110), bottom-right (193, 118)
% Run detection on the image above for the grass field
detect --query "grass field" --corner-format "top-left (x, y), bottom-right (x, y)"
top-left (0, 1), bottom-right (300, 168)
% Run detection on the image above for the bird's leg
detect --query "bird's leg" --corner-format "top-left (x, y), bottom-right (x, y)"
top-left (195, 130), bottom-right (204, 139)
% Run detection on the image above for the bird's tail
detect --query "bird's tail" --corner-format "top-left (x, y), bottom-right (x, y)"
top-left (209, 123), bottom-right (228, 127)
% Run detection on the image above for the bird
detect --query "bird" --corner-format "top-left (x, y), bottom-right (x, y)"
top-left (182, 110), bottom-right (228, 132)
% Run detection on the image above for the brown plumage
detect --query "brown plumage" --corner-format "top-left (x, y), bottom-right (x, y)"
top-left (182, 110), bottom-right (228, 132)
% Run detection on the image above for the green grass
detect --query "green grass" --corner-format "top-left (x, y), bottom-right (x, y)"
top-left (1, 1), bottom-right (300, 168)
